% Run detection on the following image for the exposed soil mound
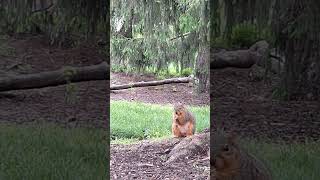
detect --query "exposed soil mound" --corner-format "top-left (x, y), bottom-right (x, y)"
top-left (111, 134), bottom-right (210, 180)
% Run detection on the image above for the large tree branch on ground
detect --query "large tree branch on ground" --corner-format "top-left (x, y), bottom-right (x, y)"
top-left (111, 77), bottom-right (193, 90)
top-left (211, 40), bottom-right (270, 69)
top-left (0, 62), bottom-right (109, 92)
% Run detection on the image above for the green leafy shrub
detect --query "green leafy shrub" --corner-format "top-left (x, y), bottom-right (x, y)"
top-left (111, 64), bottom-right (126, 73)
top-left (230, 22), bottom-right (259, 48)
top-left (156, 70), bottom-right (169, 79)
top-left (272, 86), bottom-right (288, 100)
top-left (211, 36), bottom-right (229, 48)
top-left (211, 25), bottom-right (274, 49)
top-left (181, 67), bottom-right (193, 77)
top-left (156, 69), bottom-right (179, 79)
top-left (260, 28), bottom-right (275, 46)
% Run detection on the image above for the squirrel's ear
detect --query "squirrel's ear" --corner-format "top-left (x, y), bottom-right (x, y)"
top-left (173, 102), bottom-right (181, 108)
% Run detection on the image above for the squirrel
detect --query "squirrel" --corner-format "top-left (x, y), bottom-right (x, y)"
top-left (211, 131), bottom-right (272, 180)
top-left (172, 104), bottom-right (196, 137)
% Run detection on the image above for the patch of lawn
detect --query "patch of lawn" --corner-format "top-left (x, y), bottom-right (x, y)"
top-left (110, 100), bottom-right (210, 142)
top-left (244, 139), bottom-right (320, 180)
top-left (0, 124), bottom-right (108, 180)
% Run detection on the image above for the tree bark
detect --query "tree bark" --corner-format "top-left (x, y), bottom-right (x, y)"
top-left (211, 49), bottom-right (259, 69)
top-left (211, 40), bottom-right (270, 69)
top-left (111, 77), bottom-right (193, 90)
top-left (165, 132), bottom-right (209, 164)
top-left (195, 46), bottom-right (210, 93)
top-left (0, 62), bottom-right (109, 92)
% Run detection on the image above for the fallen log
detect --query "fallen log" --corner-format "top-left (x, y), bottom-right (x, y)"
top-left (211, 40), bottom-right (270, 69)
top-left (0, 62), bottom-right (109, 92)
top-left (111, 77), bottom-right (193, 90)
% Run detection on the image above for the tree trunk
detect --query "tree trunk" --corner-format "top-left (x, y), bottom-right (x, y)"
top-left (195, 46), bottom-right (210, 93)
top-left (0, 62), bottom-right (109, 92)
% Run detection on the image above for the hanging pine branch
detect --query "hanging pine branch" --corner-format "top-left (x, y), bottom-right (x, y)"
top-left (212, 0), bottom-right (320, 100)
top-left (111, 0), bottom-right (209, 79)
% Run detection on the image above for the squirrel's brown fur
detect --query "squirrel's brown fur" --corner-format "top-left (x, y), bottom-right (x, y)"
top-left (211, 131), bottom-right (272, 180)
top-left (172, 104), bottom-right (196, 137)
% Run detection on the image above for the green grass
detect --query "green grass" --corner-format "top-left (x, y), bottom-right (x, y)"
top-left (111, 100), bottom-right (210, 143)
top-left (2, 103), bottom-right (316, 180)
top-left (244, 139), bottom-right (320, 180)
top-left (0, 124), bottom-right (108, 180)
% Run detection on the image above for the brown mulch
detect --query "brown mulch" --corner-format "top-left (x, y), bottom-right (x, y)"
top-left (111, 138), bottom-right (210, 180)
top-left (0, 35), bottom-right (108, 128)
top-left (211, 68), bottom-right (320, 142)
top-left (111, 72), bottom-right (209, 106)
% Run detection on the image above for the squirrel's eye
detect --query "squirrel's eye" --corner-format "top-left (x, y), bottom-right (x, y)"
top-left (223, 144), bottom-right (229, 151)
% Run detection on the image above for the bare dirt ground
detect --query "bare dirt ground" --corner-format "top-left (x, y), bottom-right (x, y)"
top-left (0, 35), bottom-right (108, 128)
top-left (111, 137), bottom-right (210, 180)
top-left (211, 68), bottom-right (320, 142)
top-left (111, 72), bottom-right (210, 106)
